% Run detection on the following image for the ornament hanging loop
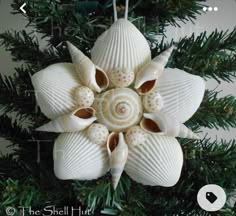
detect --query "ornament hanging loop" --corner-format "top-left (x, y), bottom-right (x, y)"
top-left (113, 0), bottom-right (129, 21)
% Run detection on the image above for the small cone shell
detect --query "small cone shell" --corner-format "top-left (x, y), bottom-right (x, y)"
top-left (37, 107), bottom-right (97, 133)
top-left (67, 42), bottom-right (109, 92)
top-left (135, 46), bottom-right (175, 95)
top-left (107, 132), bottom-right (128, 189)
top-left (140, 111), bottom-right (200, 139)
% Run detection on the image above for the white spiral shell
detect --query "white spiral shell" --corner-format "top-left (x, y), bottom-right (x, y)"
top-left (140, 111), bottom-right (200, 139)
top-left (125, 126), bottom-right (148, 146)
top-left (93, 88), bottom-right (143, 132)
top-left (143, 90), bottom-right (164, 112)
top-left (91, 19), bottom-right (151, 79)
top-left (135, 46), bottom-right (174, 95)
top-left (110, 68), bottom-right (135, 88)
top-left (74, 86), bottom-right (94, 107)
top-left (87, 123), bottom-right (109, 145)
top-left (107, 132), bottom-right (128, 189)
top-left (36, 107), bottom-right (96, 133)
top-left (67, 42), bottom-right (109, 93)
top-left (54, 131), bottom-right (109, 180)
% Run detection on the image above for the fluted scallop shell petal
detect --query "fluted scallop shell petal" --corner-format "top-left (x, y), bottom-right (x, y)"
top-left (53, 131), bottom-right (109, 180)
top-left (156, 68), bottom-right (205, 123)
top-left (31, 63), bottom-right (80, 119)
top-left (93, 88), bottom-right (143, 132)
top-left (91, 19), bottom-right (151, 78)
top-left (125, 134), bottom-right (183, 186)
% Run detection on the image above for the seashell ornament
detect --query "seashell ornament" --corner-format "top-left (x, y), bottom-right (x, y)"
top-left (37, 107), bottom-right (96, 133)
top-left (67, 41), bottom-right (109, 93)
top-left (110, 68), bottom-right (135, 88)
top-left (107, 132), bottom-right (128, 189)
top-left (125, 126), bottom-right (148, 146)
top-left (74, 86), bottom-right (94, 107)
top-left (140, 111), bottom-right (200, 139)
top-left (135, 46), bottom-right (175, 95)
top-left (143, 90), bottom-right (164, 112)
top-left (87, 123), bottom-right (109, 145)
top-left (93, 88), bottom-right (143, 132)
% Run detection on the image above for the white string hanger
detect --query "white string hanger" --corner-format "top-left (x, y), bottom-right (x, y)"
top-left (113, 0), bottom-right (129, 22)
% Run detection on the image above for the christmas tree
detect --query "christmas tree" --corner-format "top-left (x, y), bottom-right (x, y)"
top-left (0, 0), bottom-right (236, 215)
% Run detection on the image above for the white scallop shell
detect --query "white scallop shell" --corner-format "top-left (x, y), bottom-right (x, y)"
top-left (143, 90), bottom-right (164, 112)
top-left (125, 126), bottom-right (148, 146)
top-left (74, 86), bottom-right (94, 107)
top-left (107, 132), bottom-right (128, 189)
top-left (91, 19), bottom-right (151, 79)
top-left (67, 42), bottom-right (109, 93)
top-left (155, 68), bottom-right (205, 123)
top-left (135, 46), bottom-right (174, 95)
top-left (93, 88), bottom-right (143, 132)
top-left (87, 123), bottom-right (109, 145)
top-left (31, 63), bottom-right (79, 119)
top-left (54, 131), bottom-right (109, 180)
top-left (140, 111), bottom-right (200, 139)
top-left (125, 134), bottom-right (183, 186)
top-left (36, 107), bottom-right (96, 133)
top-left (110, 68), bottom-right (135, 88)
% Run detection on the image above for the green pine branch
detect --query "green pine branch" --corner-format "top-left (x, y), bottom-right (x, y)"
top-left (132, 0), bottom-right (206, 27)
top-left (0, 154), bottom-right (29, 179)
top-left (171, 29), bottom-right (236, 82)
top-left (187, 90), bottom-right (236, 130)
top-left (73, 173), bottom-right (151, 216)
top-left (10, 0), bottom-right (206, 51)
top-left (0, 115), bottom-right (57, 177)
top-left (0, 30), bottom-right (64, 69)
top-left (0, 71), bottom-right (38, 121)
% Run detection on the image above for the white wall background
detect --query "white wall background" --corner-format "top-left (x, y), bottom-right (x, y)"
top-left (0, 1), bottom-right (235, 144)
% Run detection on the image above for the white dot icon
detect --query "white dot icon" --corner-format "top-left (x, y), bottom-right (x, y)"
top-left (208, 7), bottom-right (212, 11)
top-left (203, 6), bottom-right (218, 12)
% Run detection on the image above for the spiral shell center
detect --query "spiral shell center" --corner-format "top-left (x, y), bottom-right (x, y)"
top-left (93, 88), bottom-right (143, 132)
